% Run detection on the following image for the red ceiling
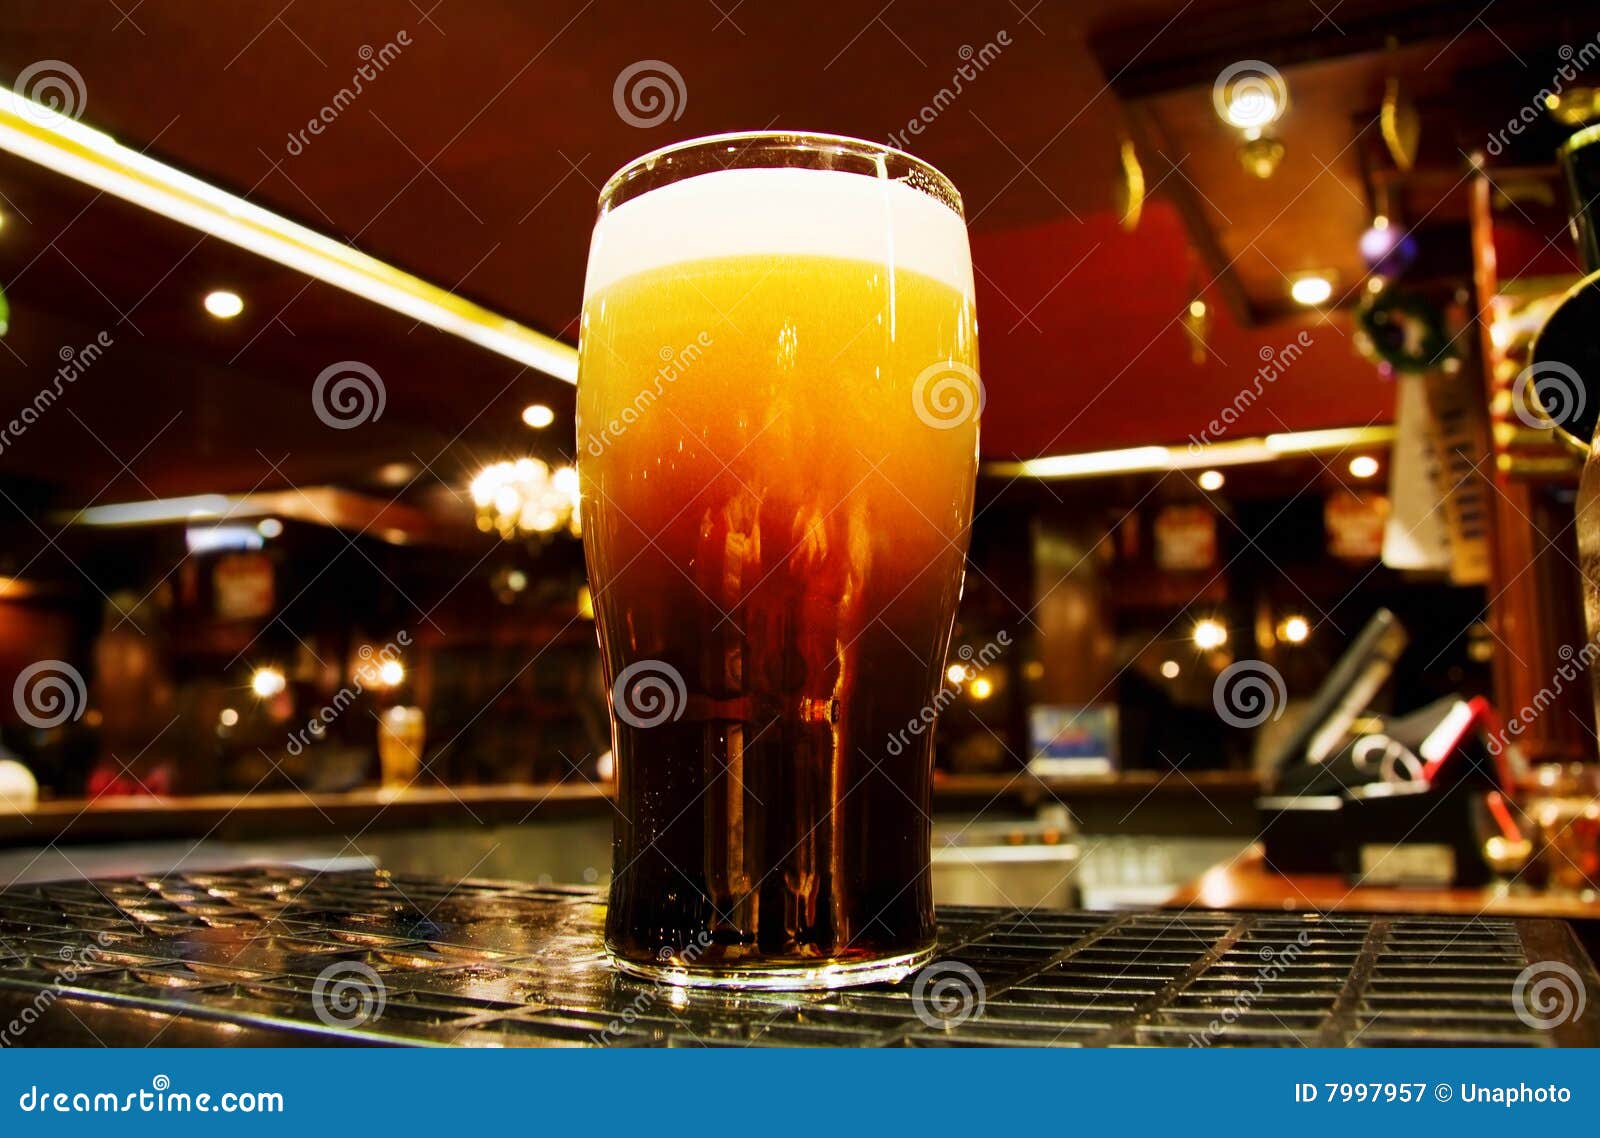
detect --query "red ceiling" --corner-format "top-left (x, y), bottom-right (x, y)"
top-left (973, 204), bottom-right (1384, 456)
top-left (0, 0), bottom-right (1458, 484)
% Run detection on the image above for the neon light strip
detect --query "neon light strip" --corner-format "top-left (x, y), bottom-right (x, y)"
top-left (0, 89), bottom-right (578, 383)
top-left (986, 426), bottom-right (1396, 480)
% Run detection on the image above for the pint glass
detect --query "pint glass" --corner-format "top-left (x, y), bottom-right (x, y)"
top-left (578, 133), bottom-right (979, 988)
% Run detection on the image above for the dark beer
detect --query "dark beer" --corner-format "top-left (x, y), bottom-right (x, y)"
top-left (578, 136), bottom-right (979, 988)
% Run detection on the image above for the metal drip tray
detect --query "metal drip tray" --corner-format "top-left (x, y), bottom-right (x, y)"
top-left (0, 868), bottom-right (1595, 1047)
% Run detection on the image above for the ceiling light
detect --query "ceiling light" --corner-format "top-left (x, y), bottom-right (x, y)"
top-left (522, 403), bottom-right (556, 429)
top-left (0, 88), bottom-right (577, 382)
top-left (185, 524), bottom-right (263, 554)
top-left (1226, 89), bottom-right (1282, 130)
top-left (1263, 428), bottom-right (1387, 454)
top-left (375, 461), bottom-right (417, 487)
top-left (66, 489), bottom-right (419, 545)
top-left (250, 666), bottom-right (287, 699)
top-left (946, 664), bottom-right (968, 685)
top-left (1289, 274), bottom-right (1334, 306)
top-left (1280, 615), bottom-right (1310, 644)
top-left (968, 676), bottom-right (994, 700)
top-left (1348, 455), bottom-right (1380, 479)
top-left (1218, 65), bottom-right (1288, 130)
top-left (1004, 446), bottom-right (1171, 480)
top-left (219, 708), bottom-right (239, 727)
top-left (987, 426), bottom-right (1397, 482)
top-left (377, 659), bottom-right (405, 687)
top-left (1193, 619), bottom-right (1228, 651)
top-left (1197, 469), bottom-right (1225, 492)
top-left (74, 494), bottom-right (232, 525)
top-left (471, 458), bottom-right (580, 538)
top-left (1160, 659), bottom-right (1181, 679)
top-left (0, 577), bottom-right (40, 599)
top-left (203, 289), bottom-right (243, 318)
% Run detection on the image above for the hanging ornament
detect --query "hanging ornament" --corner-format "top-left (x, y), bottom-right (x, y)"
top-left (1358, 214), bottom-right (1418, 278)
top-left (1115, 138), bottom-right (1145, 232)
top-left (1182, 295), bottom-right (1211, 365)
top-left (1238, 129), bottom-right (1285, 179)
top-left (1381, 75), bottom-right (1420, 173)
top-left (1354, 283), bottom-right (1456, 376)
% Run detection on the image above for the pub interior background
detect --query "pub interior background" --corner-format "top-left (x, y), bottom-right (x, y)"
top-left (0, 1), bottom-right (1597, 933)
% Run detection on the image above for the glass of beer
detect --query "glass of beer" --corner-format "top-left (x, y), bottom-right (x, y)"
top-left (376, 705), bottom-right (425, 791)
top-left (578, 132), bottom-right (979, 989)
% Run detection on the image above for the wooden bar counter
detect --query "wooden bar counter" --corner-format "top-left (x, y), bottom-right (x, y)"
top-left (1169, 843), bottom-right (1600, 922)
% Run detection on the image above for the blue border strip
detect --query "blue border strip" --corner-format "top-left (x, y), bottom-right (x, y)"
top-left (1, 1048), bottom-right (1590, 1134)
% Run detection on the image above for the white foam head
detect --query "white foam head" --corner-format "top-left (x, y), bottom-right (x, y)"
top-left (583, 166), bottom-right (974, 301)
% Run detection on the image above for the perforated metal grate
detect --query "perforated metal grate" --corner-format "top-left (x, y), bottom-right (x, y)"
top-left (0, 869), bottom-right (1594, 1047)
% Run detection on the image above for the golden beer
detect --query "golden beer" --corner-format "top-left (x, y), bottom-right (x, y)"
top-left (578, 134), bottom-right (978, 988)
top-left (376, 705), bottom-right (424, 790)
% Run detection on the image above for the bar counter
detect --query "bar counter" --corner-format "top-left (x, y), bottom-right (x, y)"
top-left (2, 867), bottom-right (1597, 1047)
top-left (0, 771), bottom-right (1264, 846)
top-left (1170, 844), bottom-right (1600, 921)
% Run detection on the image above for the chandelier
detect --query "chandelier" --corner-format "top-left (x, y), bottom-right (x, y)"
top-left (470, 458), bottom-right (580, 538)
